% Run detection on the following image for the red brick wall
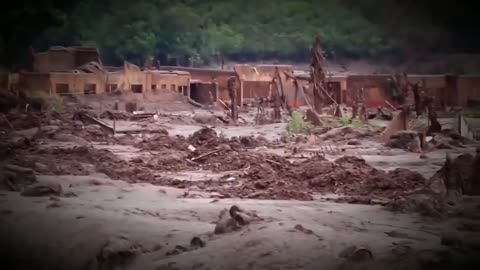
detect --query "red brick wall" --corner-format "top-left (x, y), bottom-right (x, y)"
top-left (346, 75), bottom-right (392, 107)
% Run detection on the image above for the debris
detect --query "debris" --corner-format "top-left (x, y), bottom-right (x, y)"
top-left (187, 97), bottom-right (204, 108)
top-left (375, 107), bottom-right (393, 120)
top-left (165, 245), bottom-right (188, 256)
top-left (74, 110), bottom-right (114, 134)
top-left (214, 205), bottom-right (259, 234)
top-left (214, 208), bottom-right (241, 234)
top-left (382, 108), bottom-right (410, 143)
top-left (310, 36), bottom-right (329, 113)
top-left (190, 237), bottom-right (206, 248)
top-left (191, 149), bottom-right (222, 162)
top-left (192, 112), bottom-right (218, 124)
top-left (293, 224), bottom-right (313, 235)
top-left (348, 247), bottom-right (374, 262)
top-left (347, 140), bottom-right (361, 145)
top-left (21, 182), bottom-right (62, 197)
top-left (441, 233), bottom-right (462, 247)
top-left (0, 164), bottom-right (37, 191)
top-left (305, 109), bottom-right (322, 126)
top-left (386, 130), bottom-right (423, 152)
top-left (97, 236), bottom-right (140, 269)
top-left (384, 230), bottom-right (426, 241)
top-left (228, 76), bottom-right (238, 120)
top-left (318, 126), bottom-right (374, 142)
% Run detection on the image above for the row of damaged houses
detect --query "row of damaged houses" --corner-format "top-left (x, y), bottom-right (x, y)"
top-left (5, 46), bottom-right (480, 110)
top-left (8, 47), bottom-right (192, 99)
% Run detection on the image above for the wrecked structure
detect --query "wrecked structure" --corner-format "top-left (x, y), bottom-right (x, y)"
top-left (7, 46), bottom-right (480, 113)
top-left (8, 47), bottom-right (192, 103)
top-left (1, 44), bottom-right (480, 270)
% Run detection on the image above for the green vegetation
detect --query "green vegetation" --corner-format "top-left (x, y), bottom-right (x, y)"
top-left (463, 112), bottom-right (480, 119)
top-left (337, 117), bottom-right (364, 127)
top-left (1, 0), bottom-right (476, 68)
top-left (46, 0), bottom-right (394, 66)
top-left (22, 90), bottom-right (65, 112)
top-left (3, 0), bottom-right (396, 67)
top-left (287, 111), bottom-right (311, 134)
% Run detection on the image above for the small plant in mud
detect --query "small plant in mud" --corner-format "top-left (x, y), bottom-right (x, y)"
top-left (464, 112), bottom-right (480, 118)
top-left (286, 111), bottom-right (311, 134)
top-left (22, 90), bottom-right (65, 112)
top-left (337, 117), bottom-right (364, 127)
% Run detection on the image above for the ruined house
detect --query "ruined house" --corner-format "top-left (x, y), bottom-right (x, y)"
top-left (8, 48), bottom-right (192, 102)
top-left (32, 46), bottom-right (102, 73)
top-left (7, 46), bottom-right (480, 110)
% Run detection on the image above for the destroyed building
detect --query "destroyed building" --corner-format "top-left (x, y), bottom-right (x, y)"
top-left (2, 44), bottom-right (480, 270)
top-left (6, 46), bottom-right (480, 113)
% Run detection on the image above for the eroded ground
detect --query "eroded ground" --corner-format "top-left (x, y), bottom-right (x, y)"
top-left (1, 104), bottom-right (480, 270)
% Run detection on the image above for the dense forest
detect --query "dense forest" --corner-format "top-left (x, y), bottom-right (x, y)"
top-left (1, 0), bottom-right (477, 68)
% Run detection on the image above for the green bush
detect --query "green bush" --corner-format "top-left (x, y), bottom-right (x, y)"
top-left (337, 117), bottom-right (364, 127)
top-left (22, 90), bottom-right (65, 112)
top-left (464, 112), bottom-right (480, 118)
top-left (286, 111), bottom-right (311, 134)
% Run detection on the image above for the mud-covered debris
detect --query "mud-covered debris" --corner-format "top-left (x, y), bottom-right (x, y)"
top-left (293, 224), bottom-right (314, 235)
top-left (319, 126), bottom-right (375, 142)
top-left (0, 164), bottom-right (37, 191)
top-left (21, 182), bottom-right (62, 197)
top-left (337, 246), bottom-right (374, 270)
top-left (156, 263), bottom-right (181, 270)
top-left (190, 236), bottom-right (206, 248)
top-left (214, 208), bottom-right (241, 234)
top-left (348, 248), bottom-right (374, 262)
top-left (385, 194), bottom-right (446, 218)
top-left (166, 245), bottom-right (188, 256)
top-left (441, 233), bottom-right (463, 247)
top-left (192, 112), bottom-right (218, 124)
top-left (305, 109), bottom-right (322, 126)
top-left (387, 130), bottom-right (422, 152)
top-left (97, 236), bottom-right (140, 269)
top-left (214, 205), bottom-right (260, 234)
top-left (188, 126), bottom-right (219, 146)
top-left (166, 237), bottom-right (207, 256)
top-left (347, 139), bottom-right (361, 145)
top-left (429, 152), bottom-right (480, 197)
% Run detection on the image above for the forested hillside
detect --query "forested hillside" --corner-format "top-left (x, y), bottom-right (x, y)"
top-left (1, 0), bottom-right (477, 68)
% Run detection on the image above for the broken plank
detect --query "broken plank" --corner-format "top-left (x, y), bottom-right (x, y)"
top-left (191, 149), bottom-right (222, 161)
top-left (218, 99), bottom-right (231, 111)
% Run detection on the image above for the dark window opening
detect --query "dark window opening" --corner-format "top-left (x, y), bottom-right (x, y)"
top-left (84, 84), bottom-right (97, 95)
top-left (106, 84), bottom-right (118, 93)
top-left (189, 83), bottom-right (215, 105)
top-left (55, 84), bottom-right (70, 95)
top-left (178, 85), bottom-right (183, 94)
top-left (171, 84), bottom-right (176, 91)
top-left (131, 84), bottom-right (143, 93)
top-left (161, 84), bottom-right (167, 89)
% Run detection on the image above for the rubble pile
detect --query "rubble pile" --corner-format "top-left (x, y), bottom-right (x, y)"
top-left (2, 98), bottom-right (477, 216)
top-left (162, 155), bottom-right (427, 201)
top-left (430, 151), bottom-right (480, 196)
top-left (429, 131), bottom-right (473, 150)
top-left (300, 156), bottom-right (425, 196)
top-left (386, 130), bottom-right (423, 152)
top-left (2, 146), bottom-right (160, 182)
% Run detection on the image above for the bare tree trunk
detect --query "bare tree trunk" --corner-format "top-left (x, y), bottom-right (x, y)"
top-left (310, 36), bottom-right (328, 114)
top-left (228, 77), bottom-right (238, 121)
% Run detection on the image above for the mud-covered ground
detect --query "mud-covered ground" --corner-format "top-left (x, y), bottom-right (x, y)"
top-left (1, 104), bottom-right (480, 270)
